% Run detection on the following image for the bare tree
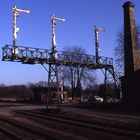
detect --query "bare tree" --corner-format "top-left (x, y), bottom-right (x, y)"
top-left (114, 27), bottom-right (124, 75)
top-left (62, 46), bottom-right (96, 100)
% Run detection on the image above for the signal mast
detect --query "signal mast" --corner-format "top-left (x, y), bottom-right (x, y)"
top-left (94, 26), bottom-right (104, 64)
top-left (51, 15), bottom-right (65, 59)
top-left (47, 15), bottom-right (65, 108)
top-left (12, 6), bottom-right (30, 48)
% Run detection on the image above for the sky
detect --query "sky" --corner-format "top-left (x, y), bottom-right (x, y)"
top-left (0, 0), bottom-right (140, 85)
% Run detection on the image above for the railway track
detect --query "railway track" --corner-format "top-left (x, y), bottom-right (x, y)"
top-left (0, 115), bottom-right (61, 140)
top-left (14, 109), bottom-right (140, 140)
top-left (0, 127), bottom-right (21, 140)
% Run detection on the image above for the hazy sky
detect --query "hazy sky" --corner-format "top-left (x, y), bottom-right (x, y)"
top-left (0, 0), bottom-right (140, 85)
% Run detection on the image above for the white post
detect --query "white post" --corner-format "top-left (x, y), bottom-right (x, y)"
top-left (12, 6), bottom-right (30, 47)
top-left (94, 26), bottom-right (104, 64)
top-left (51, 15), bottom-right (65, 59)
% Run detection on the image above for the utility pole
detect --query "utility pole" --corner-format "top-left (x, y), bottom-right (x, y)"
top-left (94, 26), bottom-right (104, 64)
top-left (12, 6), bottom-right (30, 53)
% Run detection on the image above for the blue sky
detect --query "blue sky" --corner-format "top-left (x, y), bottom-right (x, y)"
top-left (0, 0), bottom-right (140, 85)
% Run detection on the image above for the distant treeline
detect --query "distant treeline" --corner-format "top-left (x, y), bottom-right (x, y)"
top-left (0, 81), bottom-right (119, 103)
top-left (0, 85), bottom-right (33, 99)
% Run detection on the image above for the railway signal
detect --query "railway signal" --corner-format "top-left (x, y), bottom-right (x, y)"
top-left (51, 15), bottom-right (65, 59)
top-left (12, 6), bottom-right (30, 49)
top-left (47, 15), bottom-right (65, 110)
top-left (94, 26), bottom-right (105, 64)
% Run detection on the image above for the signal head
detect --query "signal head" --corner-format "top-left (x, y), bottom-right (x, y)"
top-left (26, 10), bottom-right (30, 14)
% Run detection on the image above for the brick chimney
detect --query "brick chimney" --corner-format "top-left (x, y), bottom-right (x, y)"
top-left (123, 1), bottom-right (140, 77)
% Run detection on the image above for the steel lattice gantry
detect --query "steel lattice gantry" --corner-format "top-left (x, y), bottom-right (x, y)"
top-left (2, 44), bottom-right (121, 101)
top-left (2, 45), bottom-right (114, 67)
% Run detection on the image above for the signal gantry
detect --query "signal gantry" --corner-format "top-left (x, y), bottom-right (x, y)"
top-left (2, 7), bottom-right (121, 110)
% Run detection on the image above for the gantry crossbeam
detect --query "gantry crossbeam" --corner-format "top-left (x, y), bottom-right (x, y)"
top-left (2, 45), bottom-right (113, 69)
